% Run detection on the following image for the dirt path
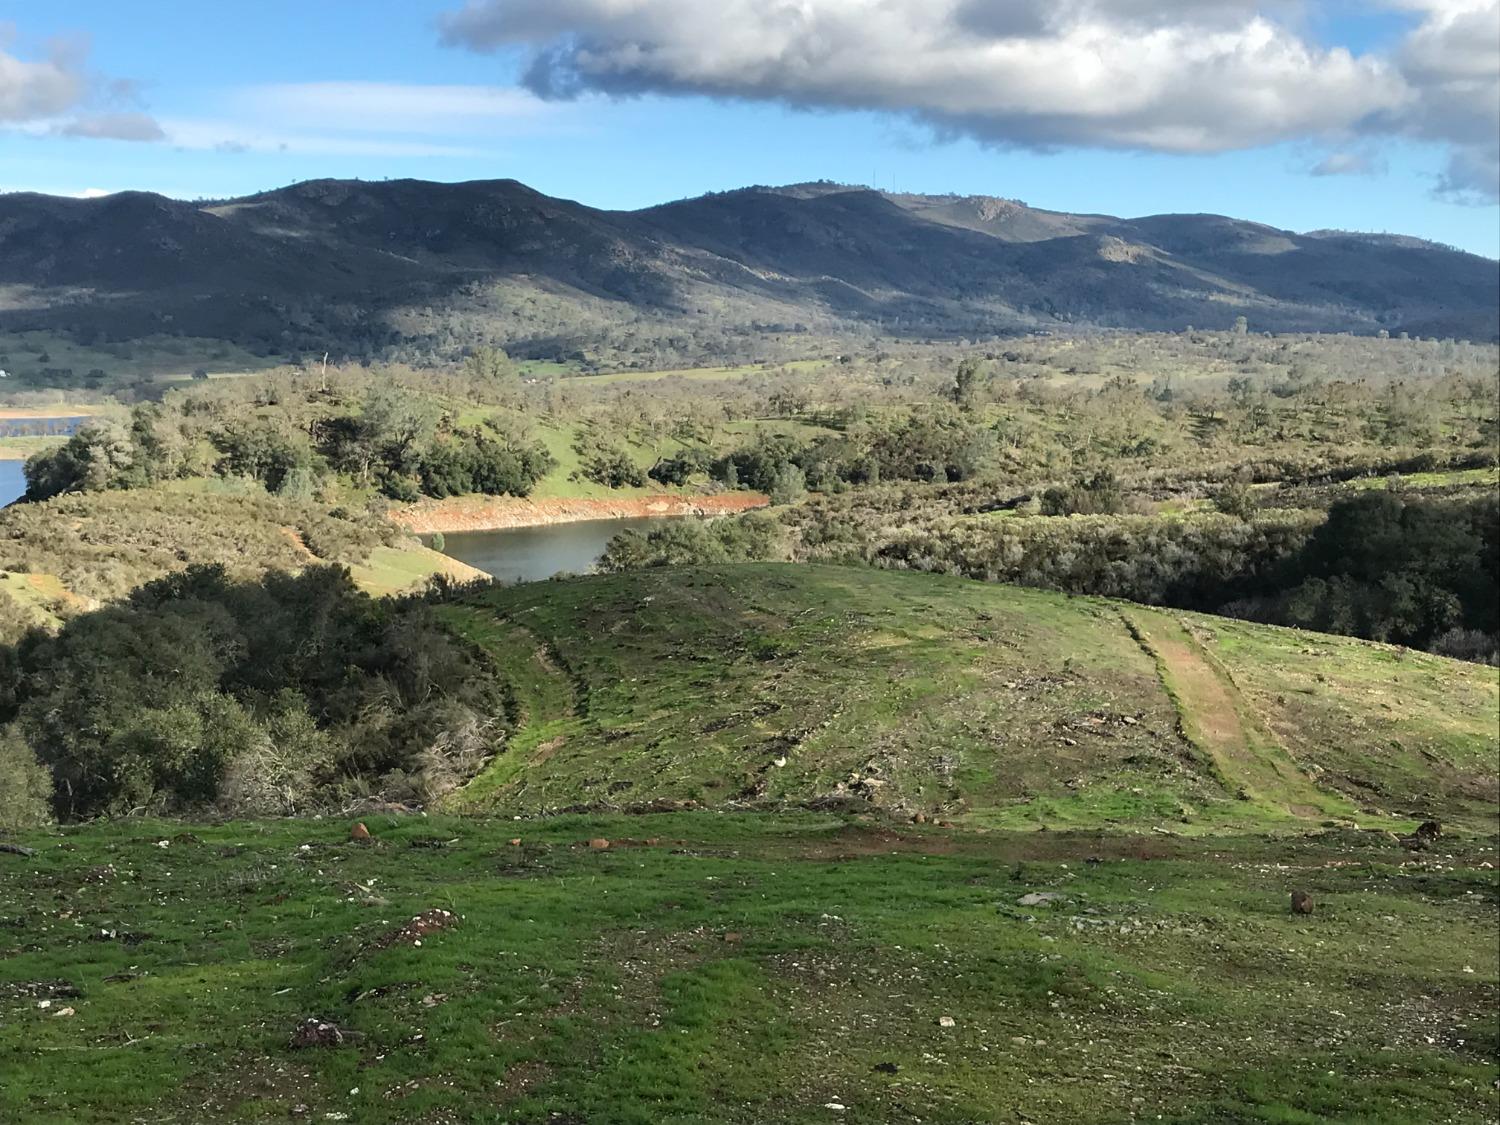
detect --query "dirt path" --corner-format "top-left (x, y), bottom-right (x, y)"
top-left (1125, 609), bottom-right (1336, 818)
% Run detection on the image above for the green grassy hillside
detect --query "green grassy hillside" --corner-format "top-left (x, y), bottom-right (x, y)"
top-left (1, 564), bottom-right (1495, 1124)
top-left (440, 565), bottom-right (1498, 833)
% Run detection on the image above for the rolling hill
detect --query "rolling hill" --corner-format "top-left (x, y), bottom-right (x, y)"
top-left (437, 564), bottom-right (1498, 832)
top-left (0, 178), bottom-right (1494, 367)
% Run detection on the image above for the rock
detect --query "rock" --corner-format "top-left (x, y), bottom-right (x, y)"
top-left (938, 1015), bottom-right (956, 1028)
top-left (1290, 890), bottom-right (1314, 915)
top-left (349, 823), bottom-right (371, 842)
top-left (588, 838), bottom-right (611, 850)
top-left (1017, 892), bottom-right (1064, 907)
top-left (912, 813), bottom-right (928, 825)
top-left (53, 1006), bottom-right (75, 1018)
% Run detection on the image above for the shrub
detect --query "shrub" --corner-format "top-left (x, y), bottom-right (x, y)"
top-left (0, 731), bottom-right (51, 830)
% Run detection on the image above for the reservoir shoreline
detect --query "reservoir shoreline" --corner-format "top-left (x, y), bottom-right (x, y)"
top-left (390, 491), bottom-right (768, 535)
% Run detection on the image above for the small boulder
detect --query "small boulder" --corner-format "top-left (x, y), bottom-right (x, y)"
top-left (588, 838), bottom-right (611, 850)
top-left (349, 823), bottom-right (371, 842)
top-left (1017, 892), bottom-right (1064, 907)
top-left (1290, 890), bottom-right (1314, 915)
top-left (937, 1015), bottom-right (956, 1028)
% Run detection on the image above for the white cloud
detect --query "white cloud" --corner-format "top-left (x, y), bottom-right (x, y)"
top-left (57, 111), bottom-right (166, 142)
top-left (0, 41), bottom-right (84, 122)
top-left (438, 0), bottom-right (1498, 200)
top-left (1311, 150), bottom-right (1387, 177)
top-left (1387, 0), bottom-right (1499, 201)
top-left (0, 29), bottom-right (164, 142)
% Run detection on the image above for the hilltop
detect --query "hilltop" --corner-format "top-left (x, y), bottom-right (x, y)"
top-left (440, 564), bottom-right (1497, 832)
top-left (1, 178), bottom-right (1494, 371)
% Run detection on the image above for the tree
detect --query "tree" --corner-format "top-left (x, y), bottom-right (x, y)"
top-left (23, 421), bottom-right (136, 501)
top-left (464, 346), bottom-right (515, 382)
top-left (951, 358), bottom-right (981, 409)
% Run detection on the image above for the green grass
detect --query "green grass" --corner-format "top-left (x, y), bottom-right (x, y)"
top-left (347, 545), bottom-right (485, 597)
top-left (1341, 468), bottom-right (1499, 491)
top-left (0, 813), bottom-right (1493, 1124)
top-left (441, 565), bottom-right (1497, 833)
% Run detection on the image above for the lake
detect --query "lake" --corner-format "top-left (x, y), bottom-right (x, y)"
top-left (0, 460), bottom-right (25, 508)
top-left (431, 516), bottom-right (673, 585)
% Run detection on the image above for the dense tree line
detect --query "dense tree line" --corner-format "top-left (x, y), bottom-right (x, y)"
top-left (0, 565), bottom-right (509, 826)
top-left (22, 388), bottom-right (554, 505)
top-left (1230, 491), bottom-right (1499, 658)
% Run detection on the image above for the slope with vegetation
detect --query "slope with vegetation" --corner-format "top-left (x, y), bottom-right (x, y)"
top-left (1, 178), bottom-right (1495, 378)
top-left (444, 565), bottom-right (1496, 830)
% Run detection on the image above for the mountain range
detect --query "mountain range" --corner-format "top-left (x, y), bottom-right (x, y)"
top-left (1, 177), bottom-right (1495, 363)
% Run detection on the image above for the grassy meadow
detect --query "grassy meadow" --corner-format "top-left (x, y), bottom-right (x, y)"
top-left (1, 812), bottom-right (1495, 1124)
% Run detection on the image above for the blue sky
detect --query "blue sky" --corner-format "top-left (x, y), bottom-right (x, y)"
top-left (2, 0), bottom-right (1496, 256)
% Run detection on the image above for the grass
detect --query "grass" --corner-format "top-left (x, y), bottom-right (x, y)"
top-left (574, 359), bottom-right (833, 385)
top-left (347, 545), bottom-right (487, 597)
top-left (0, 813), bottom-right (1494, 1124)
top-left (441, 565), bottom-right (1497, 834)
top-left (0, 331), bottom-right (278, 386)
top-left (0, 488), bottom-right (460, 614)
top-left (0, 563), bottom-right (1494, 1122)
top-left (0, 436), bottom-right (66, 461)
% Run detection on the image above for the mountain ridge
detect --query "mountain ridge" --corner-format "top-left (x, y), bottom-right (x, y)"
top-left (1, 177), bottom-right (1494, 363)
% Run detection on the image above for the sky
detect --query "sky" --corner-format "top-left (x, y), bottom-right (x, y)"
top-left (1, 1), bottom-right (1497, 257)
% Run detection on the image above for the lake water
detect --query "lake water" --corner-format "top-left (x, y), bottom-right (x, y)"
top-left (431, 516), bottom-right (673, 585)
top-left (0, 460), bottom-right (25, 508)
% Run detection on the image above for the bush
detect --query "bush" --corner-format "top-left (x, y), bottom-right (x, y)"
top-left (0, 565), bottom-right (508, 820)
top-left (1040, 471), bottom-right (1126, 516)
top-left (0, 731), bottom-right (51, 830)
top-left (599, 513), bottom-right (783, 571)
top-left (579, 445), bottom-right (646, 489)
